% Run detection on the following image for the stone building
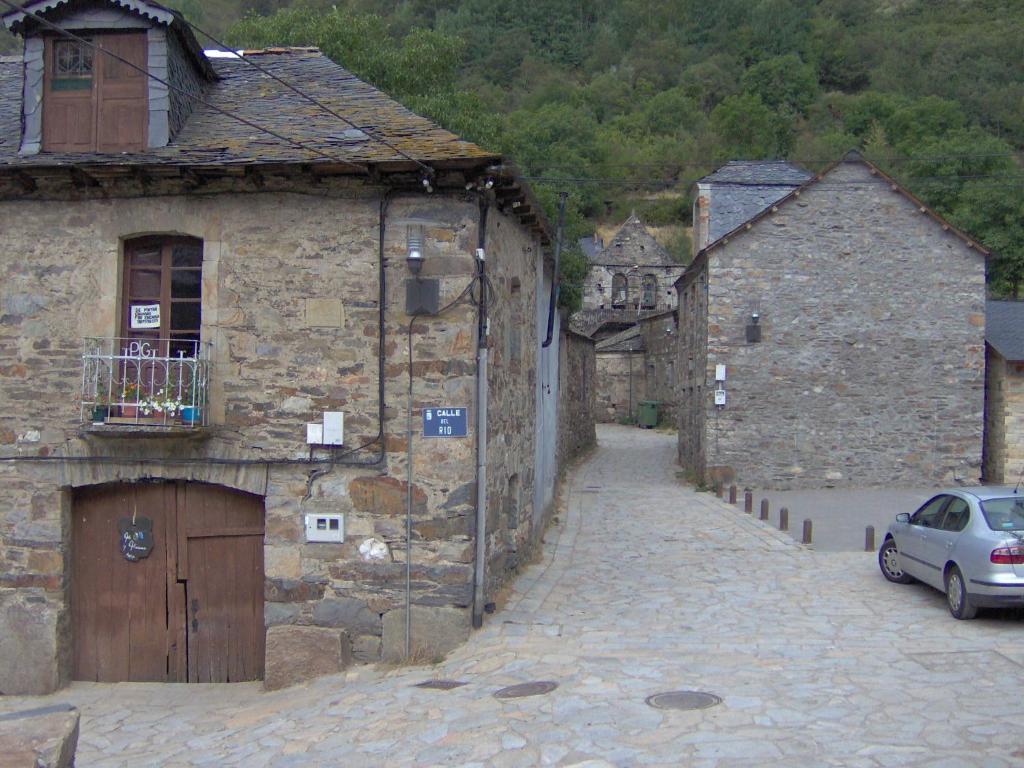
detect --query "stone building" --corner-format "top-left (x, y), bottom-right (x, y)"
top-left (580, 214), bottom-right (685, 313)
top-left (678, 152), bottom-right (986, 489)
top-left (0, 0), bottom-right (575, 694)
top-left (691, 160), bottom-right (812, 252)
top-left (593, 309), bottom-right (676, 424)
top-left (983, 300), bottom-right (1024, 484)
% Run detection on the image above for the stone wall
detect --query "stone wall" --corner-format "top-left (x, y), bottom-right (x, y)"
top-left (677, 265), bottom-right (708, 480)
top-left (595, 351), bottom-right (642, 423)
top-left (0, 173), bottom-right (544, 691)
top-left (678, 159), bottom-right (986, 489)
top-left (482, 208), bottom-right (544, 589)
top-left (557, 329), bottom-right (597, 467)
top-left (984, 348), bottom-right (1024, 484)
top-left (638, 311), bottom-right (678, 424)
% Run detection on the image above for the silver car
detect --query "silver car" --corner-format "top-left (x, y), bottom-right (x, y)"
top-left (878, 488), bottom-right (1024, 619)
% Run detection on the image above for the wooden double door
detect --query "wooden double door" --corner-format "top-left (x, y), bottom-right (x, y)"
top-left (72, 482), bottom-right (265, 683)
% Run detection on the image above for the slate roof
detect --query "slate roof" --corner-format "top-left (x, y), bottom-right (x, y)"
top-left (595, 325), bottom-right (643, 353)
top-left (591, 214), bottom-right (677, 267)
top-left (987, 300), bottom-right (1024, 361)
top-left (681, 151), bottom-right (990, 284)
top-left (698, 160), bottom-right (813, 186)
top-left (569, 307), bottom-right (665, 338)
top-left (0, 48), bottom-right (498, 170)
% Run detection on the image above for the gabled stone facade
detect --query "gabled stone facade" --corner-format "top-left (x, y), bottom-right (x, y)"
top-left (678, 153), bottom-right (986, 489)
top-left (983, 300), bottom-right (1024, 484)
top-left (581, 215), bottom-right (685, 313)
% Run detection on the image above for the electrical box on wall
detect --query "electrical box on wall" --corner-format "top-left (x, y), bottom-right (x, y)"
top-left (323, 412), bottom-right (344, 445)
top-left (715, 364), bottom-right (727, 382)
top-left (305, 513), bottom-right (344, 543)
top-left (714, 389), bottom-right (727, 406)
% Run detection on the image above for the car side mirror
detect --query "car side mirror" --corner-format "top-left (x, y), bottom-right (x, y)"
top-left (896, 513), bottom-right (910, 523)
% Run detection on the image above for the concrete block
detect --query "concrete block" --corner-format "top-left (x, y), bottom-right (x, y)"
top-left (0, 704), bottom-right (79, 768)
top-left (0, 591), bottom-right (63, 695)
top-left (381, 605), bottom-right (470, 663)
top-left (264, 625), bottom-right (353, 691)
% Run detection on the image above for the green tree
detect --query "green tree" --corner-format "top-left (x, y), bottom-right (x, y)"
top-left (740, 53), bottom-right (818, 116)
top-left (709, 93), bottom-right (792, 160)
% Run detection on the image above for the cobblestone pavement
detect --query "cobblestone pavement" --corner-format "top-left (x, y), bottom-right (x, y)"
top-left (5, 425), bottom-right (1024, 767)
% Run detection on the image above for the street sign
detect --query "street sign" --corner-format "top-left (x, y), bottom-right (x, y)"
top-left (422, 407), bottom-right (469, 438)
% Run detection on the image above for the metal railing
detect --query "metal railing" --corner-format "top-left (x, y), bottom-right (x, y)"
top-left (80, 337), bottom-right (211, 427)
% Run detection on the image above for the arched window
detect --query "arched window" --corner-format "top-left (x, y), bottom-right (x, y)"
top-left (641, 274), bottom-right (658, 309)
top-left (612, 273), bottom-right (628, 307)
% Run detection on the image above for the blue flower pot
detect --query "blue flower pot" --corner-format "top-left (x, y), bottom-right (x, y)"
top-left (180, 406), bottom-right (202, 426)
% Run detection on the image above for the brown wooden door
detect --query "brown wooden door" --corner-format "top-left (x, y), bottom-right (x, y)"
top-left (72, 483), bottom-right (174, 682)
top-left (42, 37), bottom-right (96, 152)
top-left (95, 33), bottom-right (147, 153)
top-left (183, 484), bottom-right (265, 683)
top-left (72, 482), bottom-right (264, 683)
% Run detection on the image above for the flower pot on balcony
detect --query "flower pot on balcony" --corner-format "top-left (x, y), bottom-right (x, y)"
top-left (180, 406), bottom-right (202, 426)
top-left (91, 405), bottom-right (109, 424)
top-left (121, 404), bottom-right (139, 418)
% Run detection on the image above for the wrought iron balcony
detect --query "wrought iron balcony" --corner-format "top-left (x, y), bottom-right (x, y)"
top-left (80, 338), bottom-right (210, 428)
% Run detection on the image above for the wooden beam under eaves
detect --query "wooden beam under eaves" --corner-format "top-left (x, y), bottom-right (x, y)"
top-left (14, 171), bottom-right (36, 193)
top-left (180, 168), bottom-right (205, 189)
top-left (69, 167), bottom-right (99, 188)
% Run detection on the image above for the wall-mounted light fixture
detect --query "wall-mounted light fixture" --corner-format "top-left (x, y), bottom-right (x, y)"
top-left (406, 224), bottom-right (425, 277)
top-left (405, 223), bottom-right (438, 315)
top-left (746, 304), bottom-right (762, 343)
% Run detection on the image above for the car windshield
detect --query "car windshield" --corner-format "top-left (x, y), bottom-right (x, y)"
top-left (979, 497), bottom-right (1024, 532)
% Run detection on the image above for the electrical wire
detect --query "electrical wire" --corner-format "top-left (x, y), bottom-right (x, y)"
top-left (0, 0), bottom-right (365, 171)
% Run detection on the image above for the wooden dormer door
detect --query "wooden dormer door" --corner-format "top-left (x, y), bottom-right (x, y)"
top-left (43, 32), bottom-right (147, 153)
top-left (95, 33), bottom-right (147, 152)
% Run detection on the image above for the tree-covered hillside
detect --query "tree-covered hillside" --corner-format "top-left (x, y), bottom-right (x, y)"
top-left (2, 0), bottom-right (1022, 300)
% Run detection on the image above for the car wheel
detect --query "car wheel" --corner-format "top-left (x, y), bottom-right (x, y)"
top-left (945, 565), bottom-right (977, 620)
top-left (879, 538), bottom-right (913, 584)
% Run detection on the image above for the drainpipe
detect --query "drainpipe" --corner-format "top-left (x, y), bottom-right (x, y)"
top-left (472, 198), bottom-right (490, 630)
top-left (542, 191), bottom-right (567, 348)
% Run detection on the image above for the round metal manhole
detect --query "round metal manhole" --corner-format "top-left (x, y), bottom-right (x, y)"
top-left (493, 681), bottom-right (559, 699)
top-left (645, 691), bottom-right (722, 711)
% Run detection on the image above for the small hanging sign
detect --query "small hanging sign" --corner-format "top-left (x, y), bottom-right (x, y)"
top-left (130, 304), bottom-right (161, 329)
top-left (118, 517), bottom-right (154, 561)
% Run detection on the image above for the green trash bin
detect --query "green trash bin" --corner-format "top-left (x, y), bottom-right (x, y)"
top-left (637, 400), bottom-right (659, 428)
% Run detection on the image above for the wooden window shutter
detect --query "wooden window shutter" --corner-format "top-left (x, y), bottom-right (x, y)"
top-left (95, 33), bottom-right (147, 152)
top-left (42, 37), bottom-right (96, 151)
top-left (42, 33), bottom-right (147, 153)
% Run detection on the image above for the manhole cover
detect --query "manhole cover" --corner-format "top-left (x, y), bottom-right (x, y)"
top-left (645, 691), bottom-right (722, 710)
top-left (493, 681), bottom-right (558, 699)
top-left (414, 679), bottom-right (467, 690)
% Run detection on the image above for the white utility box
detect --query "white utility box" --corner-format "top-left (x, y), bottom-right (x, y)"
top-left (305, 513), bottom-right (344, 543)
top-left (306, 423), bottom-right (323, 445)
top-left (715, 364), bottom-right (727, 382)
top-left (714, 389), bottom-right (727, 406)
top-left (323, 411), bottom-right (344, 445)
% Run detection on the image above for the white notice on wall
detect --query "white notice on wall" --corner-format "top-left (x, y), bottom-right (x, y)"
top-left (131, 304), bottom-right (161, 329)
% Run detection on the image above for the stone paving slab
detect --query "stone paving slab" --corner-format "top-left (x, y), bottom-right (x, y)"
top-left (3, 425), bottom-right (1024, 767)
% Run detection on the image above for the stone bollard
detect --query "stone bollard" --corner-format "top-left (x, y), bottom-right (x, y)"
top-left (865, 525), bottom-right (875, 552)
top-left (802, 519), bottom-right (812, 545)
top-left (729, 485), bottom-right (737, 504)
top-left (759, 499), bottom-right (769, 521)
top-left (744, 490), bottom-right (753, 514)
top-left (779, 507), bottom-right (789, 532)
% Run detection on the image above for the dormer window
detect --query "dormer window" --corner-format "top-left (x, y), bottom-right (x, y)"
top-left (42, 33), bottom-right (147, 153)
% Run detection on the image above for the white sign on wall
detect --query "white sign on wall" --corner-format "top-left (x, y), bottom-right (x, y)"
top-left (130, 304), bottom-right (161, 329)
